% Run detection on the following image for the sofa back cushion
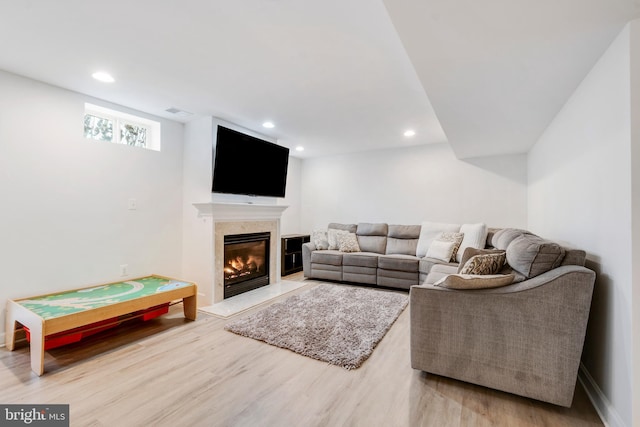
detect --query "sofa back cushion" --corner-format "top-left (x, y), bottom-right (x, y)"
top-left (561, 249), bottom-right (587, 266)
top-left (506, 234), bottom-right (566, 278)
top-left (328, 223), bottom-right (357, 233)
top-left (355, 223), bottom-right (388, 254)
top-left (386, 224), bottom-right (421, 255)
top-left (491, 228), bottom-right (534, 250)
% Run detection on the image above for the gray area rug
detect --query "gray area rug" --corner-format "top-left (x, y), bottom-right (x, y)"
top-left (224, 284), bottom-right (408, 369)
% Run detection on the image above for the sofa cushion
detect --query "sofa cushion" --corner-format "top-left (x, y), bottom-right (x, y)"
top-left (378, 254), bottom-right (419, 272)
top-left (456, 223), bottom-right (488, 262)
top-left (311, 250), bottom-right (343, 266)
top-left (416, 222), bottom-right (461, 258)
top-left (311, 230), bottom-right (329, 250)
top-left (356, 223), bottom-right (388, 254)
top-left (328, 223), bottom-right (357, 233)
top-left (506, 234), bottom-right (566, 278)
top-left (491, 228), bottom-right (532, 250)
top-left (561, 249), bottom-right (587, 267)
top-left (419, 257), bottom-right (458, 275)
top-left (459, 252), bottom-right (506, 275)
top-left (434, 273), bottom-right (515, 290)
top-left (342, 252), bottom-right (379, 268)
top-left (386, 224), bottom-right (421, 255)
top-left (338, 232), bottom-right (361, 253)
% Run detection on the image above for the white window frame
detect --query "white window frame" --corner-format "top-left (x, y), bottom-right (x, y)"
top-left (84, 103), bottom-right (161, 151)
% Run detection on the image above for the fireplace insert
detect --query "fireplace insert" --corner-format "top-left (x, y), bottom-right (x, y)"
top-left (223, 232), bottom-right (270, 298)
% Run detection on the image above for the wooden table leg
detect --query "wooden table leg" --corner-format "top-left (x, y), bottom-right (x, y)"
top-left (28, 320), bottom-right (45, 376)
top-left (182, 295), bottom-right (197, 320)
top-left (5, 302), bottom-right (18, 351)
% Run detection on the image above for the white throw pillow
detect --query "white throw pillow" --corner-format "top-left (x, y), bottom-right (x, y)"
top-left (327, 228), bottom-right (343, 250)
top-left (456, 223), bottom-right (488, 263)
top-left (416, 221), bottom-right (461, 258)
top-left (312, 230), bottom-right (329, 250)
top-left (425, 239), bottom-right (456, 263)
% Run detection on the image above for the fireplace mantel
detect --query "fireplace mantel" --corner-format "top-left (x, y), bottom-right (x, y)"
top-left (193, 202), bottom-right (288, 221)
top-left (192, 202), bottom-right (289, 304)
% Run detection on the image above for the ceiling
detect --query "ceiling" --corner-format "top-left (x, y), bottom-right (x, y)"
top-left (0, 1), bottom-right (637, 159)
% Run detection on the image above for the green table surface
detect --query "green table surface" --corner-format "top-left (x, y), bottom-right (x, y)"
top-left (17, 276), bottom-right (193, 320)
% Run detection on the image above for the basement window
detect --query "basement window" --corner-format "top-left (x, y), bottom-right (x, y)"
top-left (84, 103), bottom-right (161, 151)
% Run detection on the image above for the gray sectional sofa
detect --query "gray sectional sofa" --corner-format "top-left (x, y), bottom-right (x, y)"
top-left (302, 222), bottom-right (456, 289)
top-left (302, 222), bottom-right (596, 407)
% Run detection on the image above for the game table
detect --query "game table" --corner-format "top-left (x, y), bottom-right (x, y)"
top-left (5, 275), bottom-right (197, 376)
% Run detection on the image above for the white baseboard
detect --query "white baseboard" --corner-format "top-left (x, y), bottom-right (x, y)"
top-left (0, 332), bottom-right (5, 348)
top-left (578, 363), bottom-right (627, 427)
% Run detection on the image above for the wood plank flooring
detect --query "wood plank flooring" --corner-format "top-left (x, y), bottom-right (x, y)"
top-left (0, 274), bottom-right (603, 427)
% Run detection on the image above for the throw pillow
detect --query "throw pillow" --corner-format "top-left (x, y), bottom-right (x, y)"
top-left (416, 221), bottom-right (461, 258)
top-left (456, 223), bottom-right (488, 263)
top-left (327, 228), bottom-right (344, 250)
top-left (312, 230), bottom-right (329, 250)
top-left (435, 274), bottom-right (515, 290)
top-left (425, 239), bottom-right (456, 263)
top-left (437, 232), bottom-right (464, 262)
top-left (459, 252), bottom-right (506, 275)
top-left (338, 232), bottom-right (361, 253)
top-left (457, 248), bottom-right (506, 273)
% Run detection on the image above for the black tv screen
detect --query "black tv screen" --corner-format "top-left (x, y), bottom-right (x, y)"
top-left (212, 126), bottom-right (289, 198)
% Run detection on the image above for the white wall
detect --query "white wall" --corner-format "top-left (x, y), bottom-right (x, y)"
top-left (630, 20), bottom-right (640, 427)
top-left (528, 25), bottom-right (632, 427)
top-left (180, 116), bottom-right (302, 305)
top-left (300, 143), bottom-right (527, 231)
top-left (0, 71), bottom-right (185, 341)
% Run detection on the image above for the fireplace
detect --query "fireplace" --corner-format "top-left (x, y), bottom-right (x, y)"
top-left (223, 232), bottom-right (270, 299)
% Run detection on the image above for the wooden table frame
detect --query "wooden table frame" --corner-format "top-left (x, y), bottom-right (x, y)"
top-left (5, 275), bottom-right (197, 376)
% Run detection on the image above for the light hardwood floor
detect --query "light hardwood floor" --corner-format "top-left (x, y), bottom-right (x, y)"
top-left (0, 273), bottom-right (603, 427)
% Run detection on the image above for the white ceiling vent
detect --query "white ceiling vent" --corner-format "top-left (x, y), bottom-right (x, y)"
top-left (165, 107), bottom-right (193, 117)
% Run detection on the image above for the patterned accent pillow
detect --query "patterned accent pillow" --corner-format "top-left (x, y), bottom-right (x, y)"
top-left (312, 230), bottom-right (329, 250)
top-left (438, 232), bottom-right (464, 262)
top-left (459, 252), bottom-right (506, 275)
top-left (338, 232), bottom-right (361, 253)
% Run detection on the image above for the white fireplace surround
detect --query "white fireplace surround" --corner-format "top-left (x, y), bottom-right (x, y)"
top-left (193, 202), bottom-right (288, 303)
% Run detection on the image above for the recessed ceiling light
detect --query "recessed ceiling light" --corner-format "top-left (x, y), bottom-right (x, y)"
top-left (262, 121), bottom-right (275, 129)
top-left (404, 130), bottom-right (416, 137)
top-left (92, 71), bottom-right (115, 83)
top-left (295, 146), bottom-right (304, 152)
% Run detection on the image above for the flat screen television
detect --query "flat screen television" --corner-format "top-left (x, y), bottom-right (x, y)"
top-left (212, 126), bottom-right (289, 198)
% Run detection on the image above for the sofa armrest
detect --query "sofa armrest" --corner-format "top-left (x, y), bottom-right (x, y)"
top-left (410, 265), bottom-right (595, 407)
top-left (302, 241), bottom-right (316, 277)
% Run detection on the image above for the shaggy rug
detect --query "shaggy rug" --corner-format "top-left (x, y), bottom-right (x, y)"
top-left (224, 284), bottom-right (408, 369)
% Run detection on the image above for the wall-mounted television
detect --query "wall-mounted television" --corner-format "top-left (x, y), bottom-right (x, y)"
top-left (212, 125), bottom-right (289, 198)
